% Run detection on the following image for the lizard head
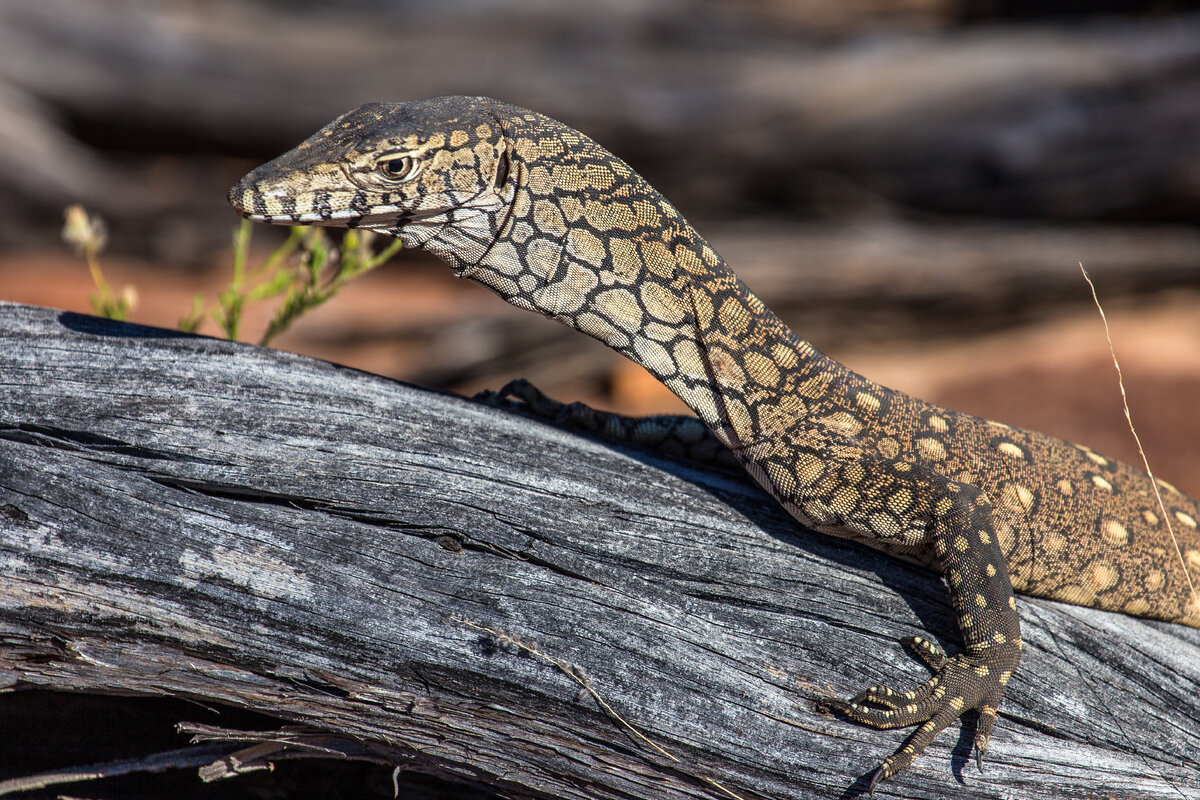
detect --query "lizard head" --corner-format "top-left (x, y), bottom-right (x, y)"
top-left (230, 95), bottom-right (701, 338)
top-left (227, 96), bottom-right (517, 270)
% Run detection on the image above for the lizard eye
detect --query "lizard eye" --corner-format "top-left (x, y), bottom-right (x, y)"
top-left (377, 154), bottom-right (421, 183)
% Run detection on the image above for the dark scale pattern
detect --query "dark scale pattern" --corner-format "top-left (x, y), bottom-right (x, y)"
top-left (229, 95), bottom-right (1200, 785)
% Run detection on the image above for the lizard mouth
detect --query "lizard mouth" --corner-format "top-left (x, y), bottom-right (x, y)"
top-left (233, 206), bottom-right (394, 228)
top-left (227, 180), bottom-right (374, 227)
top-left (227, 182), bottom-right (462, 230)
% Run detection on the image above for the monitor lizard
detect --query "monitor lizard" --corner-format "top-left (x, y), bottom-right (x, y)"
top-left (227, 95), bottom-right (1200, 788)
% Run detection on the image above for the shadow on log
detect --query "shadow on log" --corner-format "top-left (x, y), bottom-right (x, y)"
top-left (1, 302), bottom-right (1198, 799)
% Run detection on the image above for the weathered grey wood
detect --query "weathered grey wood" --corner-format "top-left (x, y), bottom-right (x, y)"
top-left (1, 302), bottom-right (1197, 800)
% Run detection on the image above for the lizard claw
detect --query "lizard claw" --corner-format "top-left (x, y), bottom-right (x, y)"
top-left (868, 766), bottom-right (885, 797)
top-left (828, 637), bottom-right (1020, 786)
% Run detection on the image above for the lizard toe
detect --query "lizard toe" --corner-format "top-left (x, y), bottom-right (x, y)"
top-left (833, 638), bottom-right (1021, 784)
top-left (973, 703), bottom-right (998, 772)
top-left (902, 635), bottom-right (948, 671)
top-left (845, 683), bottom-right (916, 712)
top-left (831, 675), bottom-right (941, 729)
top-left (871, 701), bottom-right (965, 786)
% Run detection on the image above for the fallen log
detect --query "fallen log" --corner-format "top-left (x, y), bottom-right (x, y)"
top-left (1, 302), bottom-right (1197, 799)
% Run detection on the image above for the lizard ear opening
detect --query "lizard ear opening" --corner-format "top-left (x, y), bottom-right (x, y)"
top-left (493, 148), bottom-right (510, 190)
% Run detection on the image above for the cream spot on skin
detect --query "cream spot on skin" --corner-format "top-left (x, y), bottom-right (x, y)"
top-left (643, 322), bottom-right (677, 343)
top-left (527, 165), bottom-right (554, 194)
top-left (916, 437), bottom-right (947, 461)
top-left (594, 287), bottom-right (644, 332)
top-left (1101, 519), bottom-right (1129, 547)
top-left (1001, 484), bottom-right (1035, 514)
top-left (803, 499), bottom-right (835, 525)
top-left (510, 220), bottom-right (534, 244)
top-left (744, 351), bottom-right (781, 389)
top-left (1124, 598), bottom-right (1150, 615)
top-left (794, 453), bottom-right (826, 487)
top-left (887, 489), bottom-right (913, 515)
top-left (637, 284), bottom-right (686, 327)
top-left (869, 513), bottom-right (902, 538)
top-left (638, 239), bottom-right (674, 280)
top-left (855, 392), bottom-right (881, 413)
top-left (717, 297), bottom-right (751, 336)
top-left (1157, 477), bottom-right (1182, 495)
top-left (798, 374), bottom-right (831, 399)
top-left (765, 461), bottom-right (797, 496)
top-left (820, 411), bottom-right (863, 438)
top-left (604, 237), bottom-right (639, 279)
top-left (1146, 569), bottom-right (1165, 592)
top-left (832, 486), bottom-right (860, 514)
top-left (532, 199), bottom-right (567, 236)
top-left (632, 200), bottom-right (662, 229)
top-left (773, 343), bottom-right (799, 370)
top-left (1088, 563), bottom-right (1119, 590)
top-left (632, 338), bottom-right (674, 379)
top-left (707, 346), bottom-right (746, 387)
top-left (997, 441), bottom-right (1025, 460)
top-left (1187, 549), bottom-right (1200, 572)
top-left (670, 339), bottom-right (705, 380)
top-left (575, 311), bottom-right (629, 349)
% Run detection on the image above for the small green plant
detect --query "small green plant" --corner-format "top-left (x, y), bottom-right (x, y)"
top-left (65, 206), bottom-right (402, 345)
top-left (62, 205), bottom-right (136, 321)
top-left (253, 223), bottom-right (402, 347)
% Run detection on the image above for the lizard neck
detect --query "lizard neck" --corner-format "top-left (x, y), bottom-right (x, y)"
top-left (450, 133), bottom-right (833, 451)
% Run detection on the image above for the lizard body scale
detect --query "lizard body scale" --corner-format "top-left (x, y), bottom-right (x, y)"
top-left (228, 96), bottom-right (1200, 785)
